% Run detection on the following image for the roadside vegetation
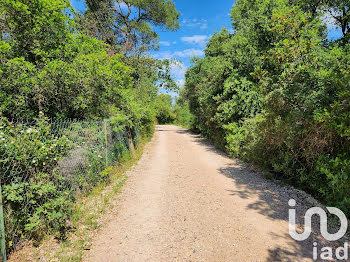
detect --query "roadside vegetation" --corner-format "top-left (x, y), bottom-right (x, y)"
top-left (2, 0), bottom-right (349, 258)
top-left (183, 0), bottom-right (350, 215)
top-left (9, 135), bottom-right (152, 262)
top-left (155, 92), bottom-right (194, 128)
top-left (0, 0), bottom-right (180, 257)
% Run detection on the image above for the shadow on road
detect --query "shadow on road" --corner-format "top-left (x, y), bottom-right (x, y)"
top-left (172, 126), bottom-right (343, 262)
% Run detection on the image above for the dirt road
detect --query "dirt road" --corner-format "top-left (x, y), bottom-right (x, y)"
top-left (83, 125), bottom-right (332, 262)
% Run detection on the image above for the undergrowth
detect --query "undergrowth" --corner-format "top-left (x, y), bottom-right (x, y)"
top-left (8, 133), bottom-right (152, 262)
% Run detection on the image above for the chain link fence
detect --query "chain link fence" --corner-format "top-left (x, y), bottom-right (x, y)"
top-left (0, 117), bottom-right (139, 260)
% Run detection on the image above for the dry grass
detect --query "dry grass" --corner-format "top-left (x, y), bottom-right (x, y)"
top-left (8, 135), bottom-right (152, 262)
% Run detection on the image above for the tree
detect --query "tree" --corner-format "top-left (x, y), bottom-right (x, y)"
top-left (173, 88), bottom-right (194, 128)
top-left (84, 0), bottom-right (180, 55)
top-left (325, 0), bottom-right (350, 42)
top-left (0, 0), bottom-right (152, 124)
top-left (155, 94), bottom-right (175, 124)
top-left (183, 0), bottom-right (350, 214)
top-left (291, 0), bottom-right (324, 16)
top-left (0, 0), bottom-right (70, 64)
top-left (293, 0), bottom-right (350, 43)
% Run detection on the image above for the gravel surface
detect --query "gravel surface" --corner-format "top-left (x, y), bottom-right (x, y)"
top-left (83, 125), bottom-right (340, 262)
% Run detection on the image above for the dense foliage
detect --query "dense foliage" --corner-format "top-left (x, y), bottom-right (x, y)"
top-left (0, 0), bottom-right (180, 253)
top-left (173, 89), bottom-right (194, 128)
top-left (155, 94), bottom-right (175, 124)
top-left (0, 115), bottom-right (71, 244)
top-left (0, 0), bottom-right (179, 126)
top-left (0, 115), bottom-right (135, 250)
top-left (82, 0), bottom-right (180, 55)
top-left (184, 0), bottom-right (350, 213)
top-left (154, 92), bottom-right (194, 127)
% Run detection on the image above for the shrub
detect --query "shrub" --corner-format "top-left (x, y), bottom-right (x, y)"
top-left (184, 0), bottom-right (350, 215)
top-left (0, 115), bottom-right (70, 248)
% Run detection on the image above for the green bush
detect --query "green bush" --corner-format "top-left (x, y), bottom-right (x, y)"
top-left (0, 0), bottom-right (174, 255)
top-left (314, 154), bottom-right (350, 213)
top-left (173, 88), bottom-right (195, 128)
top-left (0, 115), bottom-right (142, 251)
top-left (0, 115), bottom-right (71, 248)
top-left (155, 94), bottom-right (176, 124)
top-left (184, 0), bottom-right (350, 215)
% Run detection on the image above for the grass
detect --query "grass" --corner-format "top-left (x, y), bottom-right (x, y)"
top-left (55, 135), bottom-right (151, 261)
top-left (9, 133), bottom-right (153, 262)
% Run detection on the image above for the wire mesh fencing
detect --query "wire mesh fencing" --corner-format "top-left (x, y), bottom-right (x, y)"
top-left (0, 117), bottom-right (139, 259)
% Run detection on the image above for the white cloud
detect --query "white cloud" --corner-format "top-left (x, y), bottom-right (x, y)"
top-left (200, 24), bottom-right (208, 30)
top-left (174, 49), bottom-right (204, 58)
top-left (153, 49), bottom-right (204, 59)
top-left (322, 12), bottom-right (338, 30)
top-left (181, 19), bottom-right (208, 30)
top-left (114, 2), bottom-right (128, 11)
top-left (160, 41), bottom-right (171, 46)
top-left (181, 35), bottom-right (210, 47)
top-left (176, 79), bottom-right (185, 88)
top-left (152, 51), bottom-right (174, 60)
top-left (171, 63), bottom-right (187, 80)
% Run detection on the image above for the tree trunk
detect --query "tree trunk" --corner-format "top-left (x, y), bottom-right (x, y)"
top-left (126, 125), bottom-right (136, 157)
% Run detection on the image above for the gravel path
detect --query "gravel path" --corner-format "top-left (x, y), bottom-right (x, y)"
top-left (83, 125), bottom-right (336, 262)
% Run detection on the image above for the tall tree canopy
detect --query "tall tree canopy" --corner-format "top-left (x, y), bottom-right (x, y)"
top-left (84, 0), bottom-right (180, 55)
top-left (325, 0), bottom-right (350, 41)
top-left (0, 0), bottom-right (70, 63)
top-left (0, 0), bottom-right (179, 127)
top-left (293, 0), bottom-right (350, 42)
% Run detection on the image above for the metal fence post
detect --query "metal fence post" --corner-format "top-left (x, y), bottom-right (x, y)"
top-left (0, 183), bottom-right (7, 262)
top-left (104, 120), bottom-right (108, 167)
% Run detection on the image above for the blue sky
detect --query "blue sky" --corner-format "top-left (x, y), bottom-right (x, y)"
top-left (70, 0), bottom-right (342, 95)
top-left (70, 0), bottom-right (234, 95)
top-left (150, 0), bottom-right (235, 90)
